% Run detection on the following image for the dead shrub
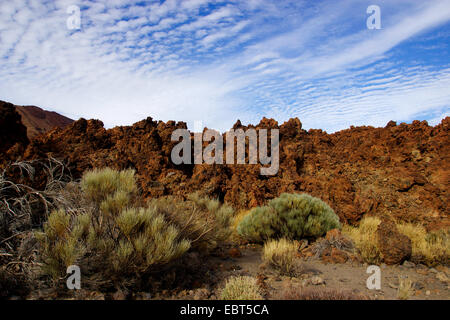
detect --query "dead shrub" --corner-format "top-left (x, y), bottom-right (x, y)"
top-left (0, 159), bottom-right (71, 298)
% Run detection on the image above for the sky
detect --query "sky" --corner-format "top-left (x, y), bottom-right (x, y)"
top-left (0, 0), bottom-right (449, 132)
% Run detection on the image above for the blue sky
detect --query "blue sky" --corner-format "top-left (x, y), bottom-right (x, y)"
top-left (0, 0), bottom-right (449, 132)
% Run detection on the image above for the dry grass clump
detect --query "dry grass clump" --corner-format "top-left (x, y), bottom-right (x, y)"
top-left (220, 276), bottom-right (263, 300)
top-left (397, 277), bottom-right (414, 300)
top-left (396, 223), bottom-right (449, 266)
top-left (36, 168), bottom-right (190, 288)
top-left (278, 285), bottom-right (368, 300)
top-left (342, 216), bottom-right (382, 264)
top-left (343, 216), bottom-right (449, 266)
top-left (262, 239), bottom-right (299, 275)
top-left (148, 192), bottom-right (234, 251)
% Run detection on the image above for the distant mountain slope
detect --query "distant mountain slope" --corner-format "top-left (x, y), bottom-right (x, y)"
top-left (15, 104), bottom-right (74, 138)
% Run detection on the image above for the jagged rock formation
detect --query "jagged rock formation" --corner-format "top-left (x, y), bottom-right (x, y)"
top-left (1, 103), bottom-right (448, 229)
top-left (0, 101), bottom-right (29, 163)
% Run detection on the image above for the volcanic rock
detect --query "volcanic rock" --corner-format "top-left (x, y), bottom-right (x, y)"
top-left (0, 101), bottom-right (448, 230)
top-left (376, 219), bottom-right (412, 265)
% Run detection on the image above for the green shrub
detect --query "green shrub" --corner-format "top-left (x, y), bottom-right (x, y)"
top-left (36, 168), bottom-right (190, 287)
top-left (220, 276), bottom-right (263, 300)
top-left (237, 193), bottom-right (340, 242)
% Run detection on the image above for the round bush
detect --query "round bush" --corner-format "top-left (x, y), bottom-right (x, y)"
top-left (237, 193), bottom-right (340, 242)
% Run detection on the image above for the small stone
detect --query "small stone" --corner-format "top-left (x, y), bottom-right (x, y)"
top-left (425, 290), bottom-right (431, 296)
top-left (228, 248), bottom-right (242, 258)
top-left (436, 272), bottom-right (449, 283)
top-left (402, 261), bottom-right (415, 268)
top-left (112, 289), bottom-right (127, 300)
top-left (413, 282), bottom-right (424, 290)
top-left (325, 228), bottom-right (341, 240)
top-left (193, 288), bottom-right (210, 300)
top-left (309, 276), bottom-right (325, 285)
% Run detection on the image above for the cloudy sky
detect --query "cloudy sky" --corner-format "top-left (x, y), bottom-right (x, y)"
top-left (0, 0), bottom-right (449, 132)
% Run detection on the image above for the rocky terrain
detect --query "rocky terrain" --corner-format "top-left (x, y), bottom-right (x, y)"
top-left (0, 100), bottom-right (448, 230)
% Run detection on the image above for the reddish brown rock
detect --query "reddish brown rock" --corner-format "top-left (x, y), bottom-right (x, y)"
top-left (325, 229), bottom-right (342, 241)
top-left (228, 248), bottom-right (242, 258)
top-left (0, 101), bottom-right (29, 163)
top-left (376, 219), bottom-right (412, 265)
top-left (321, 248), bottom-right (349, 264)
top-left (0, 100), bottom-right (448, 230)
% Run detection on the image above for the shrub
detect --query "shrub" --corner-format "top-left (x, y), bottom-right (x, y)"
top-left (344, 216), bottom-right (449, 266)
top-left (220, 276), bottom-right (263, 300)
top-left (36, 168), bottom-right (190, 287)
top-left (230, 209), bottom-right (252, 242)
top-left (262, 239), bottom-right (299, 275)
top-left (0, 159), bottom-right (71, 298)
top-left (148, 192), bottom-right (234, 251)
top-left (342, 216), bottom-right (381, 264)
top-left (81, 168), bottom-right (137, 205)
top-left (397, 277), bottom-right (414, 300)
top-left (237, 193), bottom-right (340, 242)
top-left (396, 223), bottom-right (449, 266)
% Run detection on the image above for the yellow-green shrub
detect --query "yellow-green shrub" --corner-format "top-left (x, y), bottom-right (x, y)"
top-left (81, 168), bottom-right (137, 205)
top-left (343, 216), bottom-right (449, 266)
top-left (220, 276), bottom-right (263, 300)
top-left (35, 209), bottom-right (84, 280)
top-left (230, 210), bottom-right (252, 242)
top-left (262, 239), bottom-right (299, 275)
top-left (342, 216), bottom-right (381, 264)
top-left (397, 223), bottom-right (449, 266)
top-left (148, 192), bottom-right (234, 251)
top-left (36, 168), bottom-right (190, 286)
top-left (238, 193), bottom-right (340, 242)
top-left (397, 277), bottom-right (414, 300)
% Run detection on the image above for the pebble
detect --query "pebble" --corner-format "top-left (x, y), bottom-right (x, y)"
top-left (402, 261), bottom-right (415, 268)
top-left (413, 282), bottom-right (425, 290)
top-left (309, 276), bottom-right (325, 285)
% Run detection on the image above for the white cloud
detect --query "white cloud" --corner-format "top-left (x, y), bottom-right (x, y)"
top-left (0, 0), bottom-right (449, 133)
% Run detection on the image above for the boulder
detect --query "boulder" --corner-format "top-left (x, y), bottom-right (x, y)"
top-left (376, 219), bottom-right (412, 265)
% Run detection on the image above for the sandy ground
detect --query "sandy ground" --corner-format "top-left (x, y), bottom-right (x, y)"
top-left (205, 245), bottom-right (450, 300)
